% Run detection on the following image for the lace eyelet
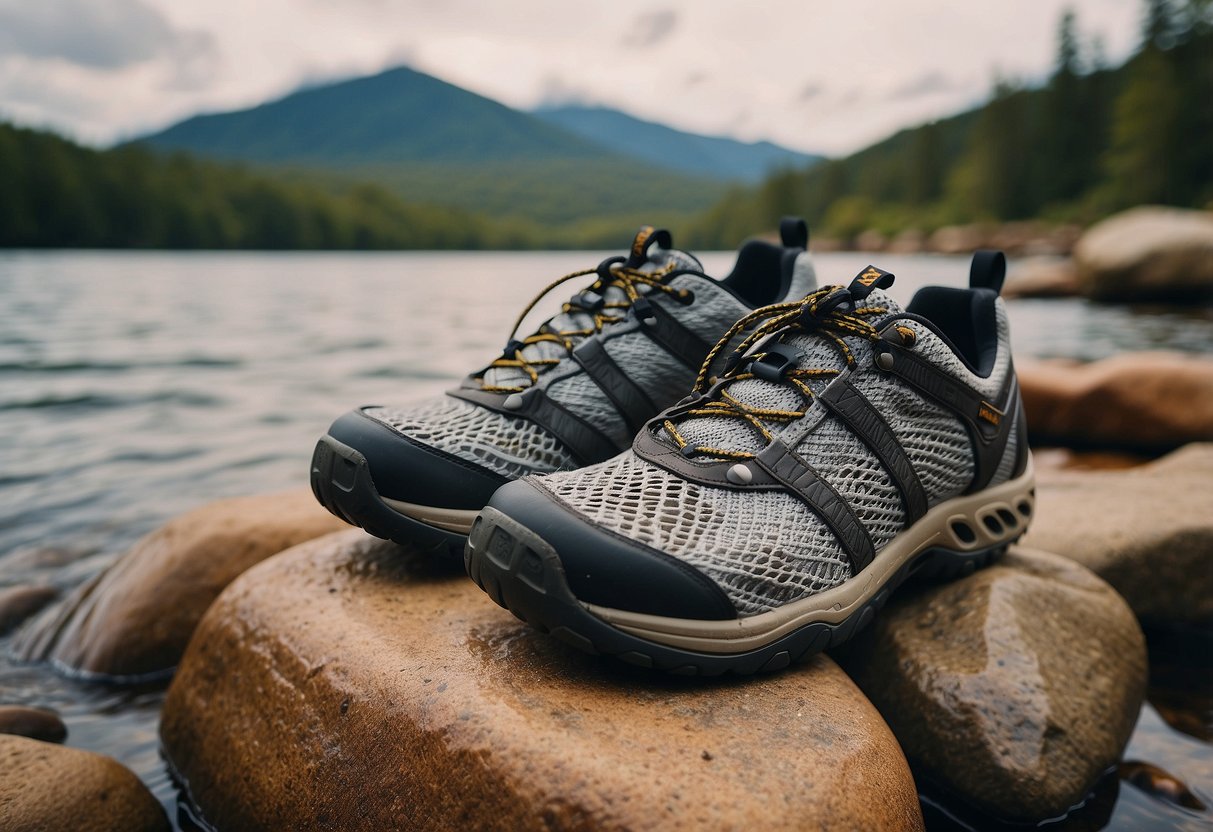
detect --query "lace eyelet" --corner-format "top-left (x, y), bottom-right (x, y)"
top-left (677, 289), bottom-right (695, 305)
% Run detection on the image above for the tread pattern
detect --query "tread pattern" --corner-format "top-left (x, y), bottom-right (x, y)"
top-left (466, 507), bottom-right (1014, 676)
top-left (310, 434), bottom-right (466, 560)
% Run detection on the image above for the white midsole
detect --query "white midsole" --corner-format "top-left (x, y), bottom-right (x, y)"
top-left (584, 458), bottom-right (1036, 654)
top-left (381, 497), bottom-right (479, 534)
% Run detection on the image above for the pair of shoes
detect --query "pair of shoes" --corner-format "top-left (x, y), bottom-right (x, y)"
top-left (311, 221), bottom-right (819, 555)
top-left (311, 221), bottom-right (1034, 675)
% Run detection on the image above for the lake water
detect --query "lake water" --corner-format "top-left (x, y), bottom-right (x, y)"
top-left (1, 250), bottom-right (1211, 830)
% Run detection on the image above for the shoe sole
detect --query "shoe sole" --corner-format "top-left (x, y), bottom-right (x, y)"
top-left (310, 434), bottom-right (473, 559)
top-left (465, 461), bottom-right (1035, 675)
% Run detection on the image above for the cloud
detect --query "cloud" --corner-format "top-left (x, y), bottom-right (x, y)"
top-left (0, 0), bottom-right (214, 71)
top-left (888, 71), bottom-right (958, 100)
top-left (797, 83), bottom-right (825, 101)
top-left (627, 9), bottom-right (678, 47)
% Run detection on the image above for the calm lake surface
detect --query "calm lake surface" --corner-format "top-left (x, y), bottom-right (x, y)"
top-left (2, 250), bottom-right (1211, 830)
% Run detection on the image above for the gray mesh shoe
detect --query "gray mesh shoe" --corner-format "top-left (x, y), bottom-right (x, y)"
top-left (466, 252), bottom-right (1035, 674)
top-left (311, 220), bottom-right (819, 556)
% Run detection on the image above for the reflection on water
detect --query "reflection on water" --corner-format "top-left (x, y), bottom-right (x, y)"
top-left (1, 250), bottom-right (1211, 829)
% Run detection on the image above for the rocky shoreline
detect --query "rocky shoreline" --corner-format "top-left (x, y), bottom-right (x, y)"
top-left (817, 206), bottom-right (1213, 305)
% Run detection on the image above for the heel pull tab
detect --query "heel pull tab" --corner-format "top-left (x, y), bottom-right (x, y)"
top-left (779, 217), bottom-right (810, 249)
top-left (970, 250), bottom-right (1007, 295)
top-left (626, 226), bottom-right (674, 267)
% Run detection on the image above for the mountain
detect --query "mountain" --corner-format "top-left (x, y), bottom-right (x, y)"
top-left (139, 66), bottom-right (610, 165)
top-left (134, 66), bottom-right (730, 226)
top-left (533, 105), bottom-right (822, 183)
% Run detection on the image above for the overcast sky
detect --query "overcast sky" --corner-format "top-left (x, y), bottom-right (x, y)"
top-left (0, 0), bottom-right (1142, 156)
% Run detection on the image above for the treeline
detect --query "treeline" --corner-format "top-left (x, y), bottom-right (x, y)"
top-left (689, 0), bottom-right (1213, 247)
top-left (0, 123), bottom-right (538, 249)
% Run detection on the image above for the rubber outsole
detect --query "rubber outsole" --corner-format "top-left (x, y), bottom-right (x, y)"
top-left (310, 434), bottom-right (467, 559)
top-left (465, 506), bottom-right (1015, 676)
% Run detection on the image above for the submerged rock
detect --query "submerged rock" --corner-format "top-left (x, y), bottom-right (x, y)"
top-left (162, 530), bottom-right (924, 832)
top-left (1018, 353), bottom-right (1213, 452)
top-left (0, 585), bottom-right (57, 635)
top-left (0, 706), bottom-right (67, 743)
top-left (1026, 444), bottom-right (1213, 625)
top-left (11, 489), bottom-right (345, 680)
top-left (1073, 206), bottom-right (1213, 302)
top-left (839, 547), bottom-right (1146, 822)
top-left (0, 735), bottom-right (168, 831)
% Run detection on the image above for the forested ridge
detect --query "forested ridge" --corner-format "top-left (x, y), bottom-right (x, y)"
top-left (689, 0), bottom-right (1213, 246)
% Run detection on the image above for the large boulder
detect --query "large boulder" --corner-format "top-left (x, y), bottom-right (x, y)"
top-left (1073, 206), bottom-right (1213, 302)
top-left (162, 530), bottom-right (924, 832)
top-left (0, 735), bottom-right (169, 831)
top-left (11, 490), bottom-right (345, 680)
top-left (1018, 353), bottom-right (1213, 452)
top-left (839, 547), bottom-right (1146, 822)
top-left (1026, 444), bottom-right (1213, 625)
top-left (1002, 256), bottom-right (1080, 299)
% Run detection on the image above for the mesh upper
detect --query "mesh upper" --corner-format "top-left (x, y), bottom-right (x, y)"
top-left (530, 286), bottom-right (1015, 616)
top-left (365, 397), bottom-right (576, 479)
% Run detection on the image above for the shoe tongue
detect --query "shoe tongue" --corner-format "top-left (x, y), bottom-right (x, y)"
top-left (671, 277), bottom-right (904, 457)
top-left (482, 227), bottom-right (702, 389)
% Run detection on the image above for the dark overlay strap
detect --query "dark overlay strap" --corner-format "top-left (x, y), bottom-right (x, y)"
top-left (874, 341), bottom-right (1019, 492)
top-left (632, 424), bottom-right (876, 574)
top-left (753, 440), bottom-right (876, 574)
top-left (448, 384), bottom-right (621, 465)
top-left (632, 295), bottom-right (714, 371)
top-left (818, 377), bottom-right (929, 522)
top-left (572, 338), bottom-right (657, 434)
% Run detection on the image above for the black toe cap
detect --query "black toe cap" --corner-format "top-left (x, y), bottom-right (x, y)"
top-left (326, 408), bottom-right (508, 510)
top-left (485, 479), bottom-right (737, 621)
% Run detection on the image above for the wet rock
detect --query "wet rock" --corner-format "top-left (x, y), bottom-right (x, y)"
top-left (0, 735), bottom-right (168, 831)
top-left (0, 585), bottom-right (57, 635)
top-left (0, 706), bottom-right (67, 743)
top-left (1019, 353), bottom-right (1213, 452)
top-left (162, 530), bottom-right (924, 832)
top-left (839, 547), bottom-right (1146, 822)
top-left (1119, 761), bottom-right (1207, 811)
top-left (1026, 445), bottom-right (1213, 625)
top-left (1002, 256), bottom-right (1081, 299)
top-left (11, 489), bottom-right (345, 680)
top-left (1073, 206), bottom-right (1213, 302)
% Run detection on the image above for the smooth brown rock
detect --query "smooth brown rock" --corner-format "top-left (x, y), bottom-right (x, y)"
top-left (11, 489), bottom-right (345, 679)
top-left (1073, 206), bottom-right (1213, 302)
top-left (887, 228), bottom-right (926, 254)
top-left (1018, 352), bottom-right (1213, 452)
top-left (0, 585), bottom-right (57, 635)
top-left (1003, 256), bottom-right (1081, 299)
top-left (0, 706), bottom-right (67, 743)
top-left (1031, 447), bottom-right (1151, 472)
top-left (854, 228), bottom-right (888, 252)
top-left (162, 530), bottom-right (924, 832)
top-left (0, 735), bottom-right (168, 831)
top-left (928, 224), bottom-right (987, 255)
top-left (1025, 444), bottom-right (1213, 624)
top-left (839, 547), bottom-right (1147, 821)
